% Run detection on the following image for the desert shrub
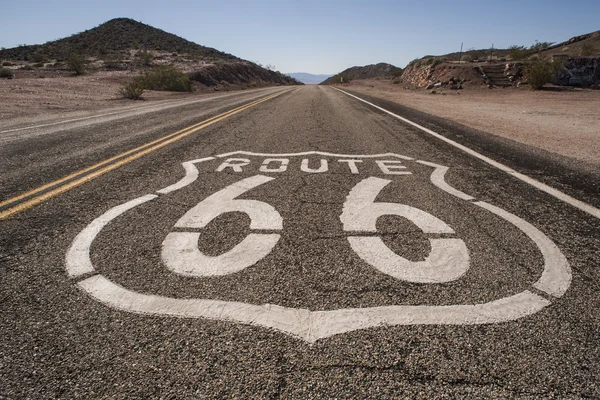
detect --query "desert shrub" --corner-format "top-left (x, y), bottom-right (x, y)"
top-left (33, 62), bottom-right (45, 68)
top-left (220, 80), bottom-right (229, 86)
top-left (0, 67), bottom-right (14, 78)
top-left (20, 65), bottom-right (33, 70)
top-left (2, 61), bottom-right (14, 66)
top-left (508, 45), bottom-right (528, 60)
top-left (136, 50), bottom-right (154, 66)
top-left (134, 65), bottom-right (192, 92)
top-left (67, 54), bottom-right (86, 75)
top-left (432, 57), bottom-right (445, 66)
top-left (119, 81), bottom-right (144, 99)
top-left (425, 58), bottom-right (433, 65)
top-left (525, 57), bottom-right (553, 90)
top-left (529, 40), bottom-right (553, 53)
top-left (580, 43), bottom-right (597, 56)
top-left (461, 54), bottom-right (472, 63)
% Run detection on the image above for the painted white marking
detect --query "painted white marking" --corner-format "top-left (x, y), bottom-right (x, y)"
top-left (174, 175), bottom-right (282, 230)
top-left (342, 177), bottom-right (470, 283)
top-left (162, 232), bottom-right (281, 277)
top-left (65, 194), bottom-right (157, 277)
top-left (416, 160), bottom-right (475, 201)
top-left (376, 160), bottom-right (411, 175)
top-left (334, 88), bottom-right (600, 220)
top-left (216, 158), bottom-right (251, 173)
top-left (217, 150), bottom-right (414, 160)
top-left (157, 157), bottom-right (214, 194)
top-left (65, 152), bottom-right (571, 341)
top-left (300, 159), bottom-right (328, 173)
top-left (259, 158), bottom-right (289, 173)
top-left (338, 159), bottom-right (363, 174)
top-left (162, 175), bottom-right (282, 277)
top-left (348, 237), bottom-right (469, 283)
top-left (475, 201), bottom-right (571, 298)
top-left (77, 275), bottom-right (550, 343)
top-left (341, 177), bottom-right (455, 233)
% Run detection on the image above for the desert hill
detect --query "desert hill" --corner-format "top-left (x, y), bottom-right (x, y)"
top-left (320, 63), bottom-right (402, 84)
top-left (0, 18), bottom-right (301, 89)
top-left (0, 18), bottom-right (237, 62)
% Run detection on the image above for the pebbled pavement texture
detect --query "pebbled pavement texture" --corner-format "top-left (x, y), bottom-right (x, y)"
top-left (1, 86), bottom-right (599, 399)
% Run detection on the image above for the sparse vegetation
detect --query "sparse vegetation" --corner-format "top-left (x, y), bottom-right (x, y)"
top-left (529, 40), bottom-right (554, 53)
top-left (432, 57), bottom-right (447, 66)
top-left (120, 65), bottom-right (192, 99)
top-left (0, 67), bottom-right (14, 78)
top-left (508, 45), bottom-right (528, 60)
top-left (119, 81), bottom-right (145, 99)
top-left (525, 57), bottom-right (554, 90)
top-left (33, 62), bottom-right (45, 68)
top-left (2, 61), bottom-right (14, 66)
top-left (28, 54), bottom-right (47, 63)
top-left (67, 54), bottom-right (86, 75)
top-left (135, 50), bottom-right (154, 66)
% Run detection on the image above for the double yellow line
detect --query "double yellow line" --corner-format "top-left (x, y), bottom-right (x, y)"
top-left (0, 90), bottom-right (285, 220)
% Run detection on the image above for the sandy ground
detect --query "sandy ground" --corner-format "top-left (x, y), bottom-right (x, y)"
top-left (0, 70), bottom-right (237, 128)
top-left (341, 79), bottom-right (600, 167)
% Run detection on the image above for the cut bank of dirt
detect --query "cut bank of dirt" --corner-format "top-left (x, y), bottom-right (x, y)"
top-left (338, 79), bottom-right (600, 168)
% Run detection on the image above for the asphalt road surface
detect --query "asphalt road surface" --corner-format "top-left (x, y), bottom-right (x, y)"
top-left (1, 86), bottom-right (599, 399)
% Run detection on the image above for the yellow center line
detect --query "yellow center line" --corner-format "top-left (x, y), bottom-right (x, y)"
top-left (0, 90), bottom-right (286, 220)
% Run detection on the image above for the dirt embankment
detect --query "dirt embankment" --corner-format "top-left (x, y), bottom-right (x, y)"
top-left (335, 79), bottom-right (600, 167)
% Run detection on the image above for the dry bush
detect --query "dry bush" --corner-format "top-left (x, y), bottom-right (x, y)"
top-left (119, 82), bottom-right (144, 99)
top-left (0, 67), bottom-right (14, 78)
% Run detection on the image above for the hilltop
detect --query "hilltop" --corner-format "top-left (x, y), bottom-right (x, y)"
top-left (0, 18), bottom-right (301, 89)
top-left (0, 18), bottom-right (237, 61)
top-left (320, 63), bottom-right (402, 85)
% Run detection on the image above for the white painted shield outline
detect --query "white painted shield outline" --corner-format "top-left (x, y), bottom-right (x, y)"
top-left (65, 151), bottom-right (571, 343)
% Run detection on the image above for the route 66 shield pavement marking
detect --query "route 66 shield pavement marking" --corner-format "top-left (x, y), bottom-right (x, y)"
top-left (65, 151), bottom-right (570, 343)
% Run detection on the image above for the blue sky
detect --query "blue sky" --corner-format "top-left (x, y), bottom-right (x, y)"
top-left (1, 0), bottom-right (599, 74)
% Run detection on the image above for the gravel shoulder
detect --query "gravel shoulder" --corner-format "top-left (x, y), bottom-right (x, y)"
top-left (0, 70), bottom-right (264, 130)
top-left (337, 79), bottom-right (600, 167)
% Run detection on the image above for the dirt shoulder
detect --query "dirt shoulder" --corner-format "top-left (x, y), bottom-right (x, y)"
top-left (0, 69), bottom-right (278, 129)
top-left (338, 79), bottom-right (600, 167)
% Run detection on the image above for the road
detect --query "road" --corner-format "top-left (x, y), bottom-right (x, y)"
top-left (1, 85), bottom-right (599, 398)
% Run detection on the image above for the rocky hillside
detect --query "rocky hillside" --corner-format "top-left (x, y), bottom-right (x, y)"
top-left (0, 18), bottom-right (301, 88)
top-left (320, 63), bottom-right (402, 84)
top-left (189, 62), bottom-right (300, 87)
top-left (0, 18), bottom-right (236, 61)
top-left (539, 30), bottom-right (600, 57)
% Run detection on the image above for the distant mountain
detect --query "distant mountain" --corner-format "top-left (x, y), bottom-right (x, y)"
top-left (0, 18), bottom-right (238, 61)
top-left (286, 72), bottom-right (333, 85)
top-left (320, 63), bottom-right (402, 84)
